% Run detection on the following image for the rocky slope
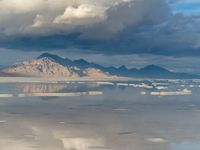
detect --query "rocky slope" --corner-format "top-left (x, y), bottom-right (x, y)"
top-left (1, 57), bottom-right (110, 78)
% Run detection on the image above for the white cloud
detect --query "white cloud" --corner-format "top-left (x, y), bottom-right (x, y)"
top-left (61, 137), bottom-right (105, 150)
top-left (0, 0), bottom-right (43, 14)
top-left (53, 4), bottom-right (108, 25)
top-left (0, 0), bottom-right (171, 36)
top-left (0, 0), bottom-right (199, 58)
top-left (32, 15), bottom-right (45, 27)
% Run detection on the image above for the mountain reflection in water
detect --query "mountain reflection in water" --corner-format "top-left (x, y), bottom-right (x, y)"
top-left (0, 80), bottom-right (200, 150)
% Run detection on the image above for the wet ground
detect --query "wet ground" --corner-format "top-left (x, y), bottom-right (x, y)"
top-left (0, 79), bottom-right (200, 150)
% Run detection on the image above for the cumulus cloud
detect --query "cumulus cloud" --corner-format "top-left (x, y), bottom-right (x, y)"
top-left (79, 0), bottom-right (171, 39)
top-left (61, 137), bottom-right (105, 150)
top-left (53, 4), bottom-right (108, 25)
top-left (0, 0), bottom-right (199, 58)
top-left (0, 0), bottom-right (170, 36)
top-left (0, 0), bottom-right (110, 35)
top-left (32, 15), bottom-right (46, 28)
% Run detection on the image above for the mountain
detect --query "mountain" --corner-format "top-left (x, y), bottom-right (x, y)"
top-left (37, 53), bottom-right (74, 66)
top-left (136, 65), bottom-right (199, 79)
top-left (2, 57), bottom-right (80, 77)
top-left (1, 53), bottom-right (200, 79)
top-left (1, 55), bottom-right (111, 78)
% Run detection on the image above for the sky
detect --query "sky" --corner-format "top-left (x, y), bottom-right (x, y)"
top-left (0, 0), bottom-right (199, 74)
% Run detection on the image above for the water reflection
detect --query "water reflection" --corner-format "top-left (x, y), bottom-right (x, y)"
top-left (0, 82), bottom-right (106, 98)
top-left (0, 80), bottom-right (200, 149)
top-left (17, 84), bottom-right (68, 93)
top-left (16, 82), bottom-right (103, 93)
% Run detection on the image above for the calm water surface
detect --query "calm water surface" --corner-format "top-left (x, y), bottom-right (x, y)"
top-left (0, 80), bottom-right (200, 150)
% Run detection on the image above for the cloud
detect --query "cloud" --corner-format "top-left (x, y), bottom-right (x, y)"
top-left (53, 4), bottom-right (107, 25)
top-left (61, 137), bottom-right (105, 150)
top-left (0, 0), bottom-right (121, 36)
top-left (170, 0), bottom-right (200, 4)
top-left (0, 0), bottom-right (199, 57)
top-left (0, 0), bottom-right (171, 36)
top-left (0, 139), bottom-right (36, 150)
top-left (78, 0), bottom-right (171, 39)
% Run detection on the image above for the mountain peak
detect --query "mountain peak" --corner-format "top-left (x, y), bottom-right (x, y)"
top-left (118, 65), bottom-right (128, 70)
top-left (2, 57), bottom-right (79, 78)
top-left (38, 53), bottom-right (73, 66)
top-left (141, 65), bottom-right (169, 72)
top-left (37, 53), bottom-right (61, 60)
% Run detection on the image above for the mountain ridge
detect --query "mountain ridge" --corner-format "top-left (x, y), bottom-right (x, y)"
top-left (0, 53), bottom-right (199, 79)
top-left (0, 55), bottom-right (111, 78)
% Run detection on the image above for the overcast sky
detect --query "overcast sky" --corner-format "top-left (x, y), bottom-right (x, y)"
top-left (0, 0), bottom-right (199, 74)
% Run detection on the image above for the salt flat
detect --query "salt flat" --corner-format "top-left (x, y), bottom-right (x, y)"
top-left (0, 77), bottom-right (131, 83)
top-left (0, 79), bottom-right (199, 150)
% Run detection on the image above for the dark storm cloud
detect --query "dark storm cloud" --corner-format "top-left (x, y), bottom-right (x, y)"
top-left (0, 0), bottom-right (199, 57)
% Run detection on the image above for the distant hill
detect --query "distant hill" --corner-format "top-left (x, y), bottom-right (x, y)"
top-left (0, 54), bottom-right (111, 78)
top-left (0, 53), bottom-right (199, 79)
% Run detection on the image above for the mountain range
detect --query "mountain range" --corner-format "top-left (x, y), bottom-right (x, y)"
top-left (0, 53), bottom-right (199, 79)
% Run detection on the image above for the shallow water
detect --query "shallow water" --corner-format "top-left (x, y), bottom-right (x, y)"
top-left (0, 80), bottom-right (200, 150)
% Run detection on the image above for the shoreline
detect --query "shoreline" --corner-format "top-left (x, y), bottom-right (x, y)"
top-left (0, 76), bottom-right (198, 83)
top-left (0, 77), bottom-right (132, 83)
